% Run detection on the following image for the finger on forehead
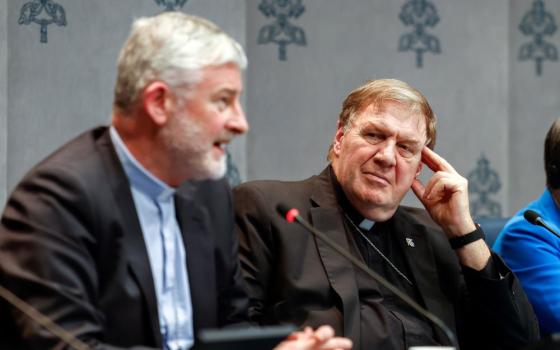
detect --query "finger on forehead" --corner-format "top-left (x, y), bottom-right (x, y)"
top-left (421, 146), bottom-right (455, 172)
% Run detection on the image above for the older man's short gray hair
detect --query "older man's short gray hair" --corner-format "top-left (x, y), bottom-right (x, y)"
top-left (113, 12), bottom-right (247, 113)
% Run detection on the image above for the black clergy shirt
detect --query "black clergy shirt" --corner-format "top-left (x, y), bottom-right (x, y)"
top-left (330, 166), bottom-right (499, 349)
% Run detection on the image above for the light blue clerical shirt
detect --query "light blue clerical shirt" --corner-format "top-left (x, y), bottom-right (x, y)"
top-left (110, 127), bottom-right (194, 350)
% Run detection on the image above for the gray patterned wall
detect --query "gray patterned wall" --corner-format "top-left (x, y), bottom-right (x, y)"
top-left (1, 0), bottom-right (560, 219)
top-left (1, 0), bottom-right (7, 206)
top-left (510, 0), bottom-right (560, 212)
top-left (246, 0), bottom-right (512, 214)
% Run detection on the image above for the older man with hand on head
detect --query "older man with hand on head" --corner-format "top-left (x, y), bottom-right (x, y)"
top-left (0, 12), bottom-right (350, 350)
top-left (235, 78), bottom-right (539, 350)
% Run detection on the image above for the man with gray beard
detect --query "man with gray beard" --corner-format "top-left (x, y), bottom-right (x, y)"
top-left (0, 12), bottom-right (350, 350)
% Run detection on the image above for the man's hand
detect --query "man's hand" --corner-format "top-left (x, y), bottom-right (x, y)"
top-left (411, 147), bottom-right (491, 270)
top-left (411, 147), bottom-right (476, 237)
top-left (274, 326), bottom-right (353, 350)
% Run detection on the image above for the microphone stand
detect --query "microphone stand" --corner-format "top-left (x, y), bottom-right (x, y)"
top-left (277, 204), bottom-right (459, 350)
top-left (0, 285), bottom-right (90, 350)
top-left (524, 210), bottom-right (560, 239)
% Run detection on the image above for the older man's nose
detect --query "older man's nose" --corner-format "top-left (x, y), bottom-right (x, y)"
top-left (373, 141), bottom-right (397, 167)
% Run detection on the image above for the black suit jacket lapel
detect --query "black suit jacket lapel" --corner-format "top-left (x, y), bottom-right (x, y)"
top-left (175, 187), bottom-right (217, 333)
top-left (309, 171), bottom-right (361, 348)
top-left (95, 128), bottom-right (162, 346)
top-left (391, 209), bottom-right (456, 343)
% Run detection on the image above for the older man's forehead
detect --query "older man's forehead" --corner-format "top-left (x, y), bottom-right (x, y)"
top-left (357, 103), bottom-right (427, 133)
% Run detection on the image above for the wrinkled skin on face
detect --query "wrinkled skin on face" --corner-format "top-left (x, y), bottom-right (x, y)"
top-left (331, 101), bottom-right (426, 221)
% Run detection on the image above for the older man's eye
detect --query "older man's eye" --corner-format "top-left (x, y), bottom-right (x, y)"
top-left (398, 144), bottom-right (414, 156)
top-left (364, 133), bottom-right (382, 142)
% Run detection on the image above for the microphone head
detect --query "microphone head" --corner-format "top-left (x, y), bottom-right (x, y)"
top-left (276, 203), bottom-right (300, 223)
top-left (524, 210), bottom-right (541, 225)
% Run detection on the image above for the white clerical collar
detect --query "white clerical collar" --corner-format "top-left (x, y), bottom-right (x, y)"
top-left (359, 218), bottom-right (375, 231)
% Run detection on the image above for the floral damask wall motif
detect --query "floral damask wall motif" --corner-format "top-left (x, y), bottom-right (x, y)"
top-left (518, 0), bottom-right (558, 76)
top-left (468, 155), bottom-right (502, 219)
top-left (257, 0), bottom-right (307, 61)
top-left (398, 0), bottom-right (440, 68)
top-left (19, 0), bottom-right (67, 43)
top-left (154, 0), bottom-right (189, 11)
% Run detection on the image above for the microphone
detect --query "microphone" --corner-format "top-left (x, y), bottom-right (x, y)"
top-left (0, 285), bottom-right (90, 350)
top-left (523, 210), bottom-right (560, 239)
top-left (276, 203), bottom-right (459, 350)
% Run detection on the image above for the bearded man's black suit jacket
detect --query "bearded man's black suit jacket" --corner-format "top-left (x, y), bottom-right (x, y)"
top-left (0, 127), bottom-right (248, 349)
top-left (234, 167), bottom-right (539, 350)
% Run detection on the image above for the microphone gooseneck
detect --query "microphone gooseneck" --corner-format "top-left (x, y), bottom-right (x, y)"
top-left (0, 285), bottom-right (90, 350)
top-left (276, 203), bottom-right (459, 349)
top-left (523, 210), bottom-right (560, 239)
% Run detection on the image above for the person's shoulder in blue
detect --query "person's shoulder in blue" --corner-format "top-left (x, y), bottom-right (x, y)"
top-left (494, 119), bottom-right (560, 336)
